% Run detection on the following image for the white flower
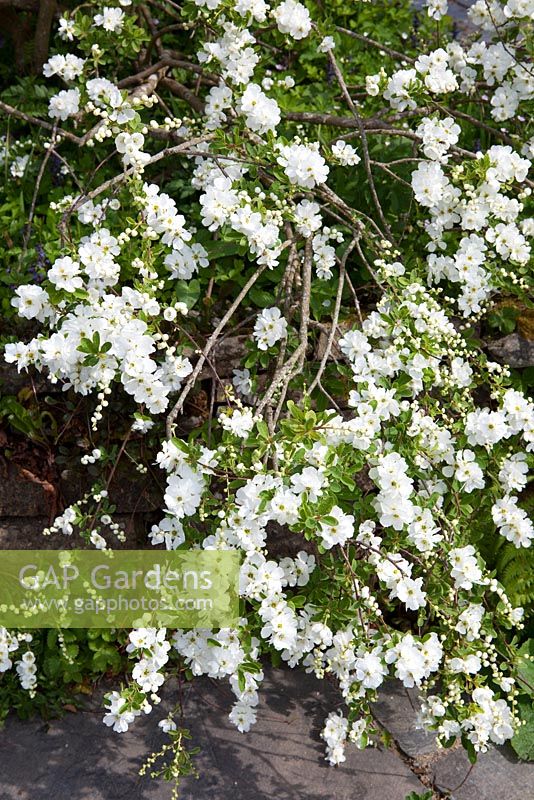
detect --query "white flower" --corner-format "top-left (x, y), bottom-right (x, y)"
top-left (465, 409), bottom-right (510, 448)
top-left (319, 36), bottom-right (335, 53)
top-left (43, 54), bottom-right (85, 82)
top-left (219, 407), bottom-right (255, 438)
top-left (229, 700), bottom-right (257, 732)
top-left (416, 116), bottom-right (460, 162)
top-left (94, 7), bottom-right (125, 32)
top-left (321, 711), bottom-right (348, 765)
top-left (233, 368), bottom-right (253, 397)
top-left (318, 505), bottom-right (354, 549)
top-left (10, 155), bottom-right (29, 179)
top-left (394, 576), bottom-right (427, 611)
top-left (239, 84), bottom-right (280, 134)
top-left (16, 651), bottom-right (37, 691)
top-left (253, 307), bottom-right (287, 350)
top-left (164, 465), bottom-right (204, 518)
top-left (498, 453), bottom-right (528, 493)
top-left (455, 604), bottom-right (485, 641)
top-left (48, 256), bottom-right (84, 293)
top-left (290, 466), bottom-right (326, 502)
top-left (158, 718), bottom-right (177, 733)
top-left (90, 531), bottom-right (107, 549)
top-left (426, 0), bottom-right (448, 20)
top-left (411, 161), bottom-right (450, 207)
top-left (149, 517), bottom-right (185, 550)
top-left (492, 496), bottom-right (533, 548)
top-left (277, 143), bottom-right (329, 189)
top-left (234, 0), bottom-right (268, 22)
top-left (272, 0), bottom-right (312, 40)
top-left (294, 200), bottom-right (322, 237)
top-left (115, 132), bottom-right (150, 169)
top-left (103, 691), bottom-right (140, 733)
top-left (332, 140), bottom-right (361, 166)
top-left (48, 88), bottom-right (80, 121)
top-left (449, 546), bottom-right (483, 590)
top-left (11, 285), bottom-right (50, 321)
top-left (58, 17), bottom-right (76, 41)
top-left (355, 652), bottom-right (388, 689)
top-left (444, 449), bottom-right (485, 493)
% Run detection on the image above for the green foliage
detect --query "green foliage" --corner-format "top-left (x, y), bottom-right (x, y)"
top-left (139, 726), bottom-right (200, 794)
top-left (511, 640), bottom-right (534, 760)
top-left (477, 493), bottom-right (534, 614)
top-left (0, 394), bottom-right (57, 445)
top-left (511, 700), bottom-right (534, 761)
top-left (0, 629), bottom-right (127, 725)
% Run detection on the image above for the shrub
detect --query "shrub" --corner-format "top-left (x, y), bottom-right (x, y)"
top-left (1, 0), bottom-right (534, 786)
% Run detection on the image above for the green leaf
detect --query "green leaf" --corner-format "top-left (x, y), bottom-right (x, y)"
top-left (204, 240), bottom-right (244, 258)
top-left (175, 279), bottom-right (200, 309)
top-left (517, 640), bottom-right (534, 695)
top-left (256, 420), bottom-right (270, 440)
top-left (249, 287), bottom-right (275, 307)
top-left (511, 701), bottom-right (534, 761)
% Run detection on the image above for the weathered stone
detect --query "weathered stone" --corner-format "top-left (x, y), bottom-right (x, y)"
top-left (433, 741), bottom-right (534, 800)
top-left (0, 363), bottom-right (52, 396)
top-left (0, 668), bottom-right (426, 800)
top-left (197, 335), bottom-right (250, 380)
top-left (374, 679), bottom-right (534, 800)
top-left (373, 680), bottom-right (436, 758)
top-left (487, 333), bottom-right (534, 368)
top-left (0, 461), bottom-right (161, 518)
top-left (60, 464), bottom-right (162, 514)
top-left (0, 463), bottom-right (53, 517)
top-left (0, 517), bottom-right (55, 548)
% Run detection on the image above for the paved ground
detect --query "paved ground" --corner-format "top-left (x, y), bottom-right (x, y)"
top-left (374, 681), bottom-right (534, 800)
top-left (0, 669), bottom-right (426, 800)
top-left (1, 668), bottom-right (533, 800)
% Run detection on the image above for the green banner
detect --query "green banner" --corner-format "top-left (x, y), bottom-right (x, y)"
top-left (0, 550), bottom-right (240, 628)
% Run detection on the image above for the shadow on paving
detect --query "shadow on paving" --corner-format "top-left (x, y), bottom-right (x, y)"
top-left (0, 668), bottom-right (425, 800)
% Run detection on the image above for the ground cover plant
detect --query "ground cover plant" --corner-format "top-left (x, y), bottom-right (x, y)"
top-left (1, 0), bottom-right (534, 792)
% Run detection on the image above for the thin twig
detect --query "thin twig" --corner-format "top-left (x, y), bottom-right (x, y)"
top-left (22, 124), bottom-right (58, 257)
top-left (166, 264), bottom-right (269, 437)
top-left (336, 26), bottom-right (415, 64)
top-left (327, 49), bottom-right (393, 241)
top-left (257, 239), bottom-right (313, 419)
top-left (308, 236), bottom-right (357, 395)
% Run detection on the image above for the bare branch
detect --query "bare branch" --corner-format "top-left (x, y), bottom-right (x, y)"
top-left (326, 50), bottom-right (394, 242)
top-left (308, 237), bottom-right (357, 396)
top-left (166, 264), bottom-right (269, 437)
top-left (0, 100), bottom-right (83, 144)
top-left (336, 26), bottom-right (415, 64)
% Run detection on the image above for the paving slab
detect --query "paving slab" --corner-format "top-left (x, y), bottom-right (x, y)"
top-left (373, 679), bottom-right (436, 758)
top-left (0, 668), bottom-right (426, 800)
top-left (374, 680), bottom-right (534, 800)
top-left (433, 743), bottom-right (534, 800)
